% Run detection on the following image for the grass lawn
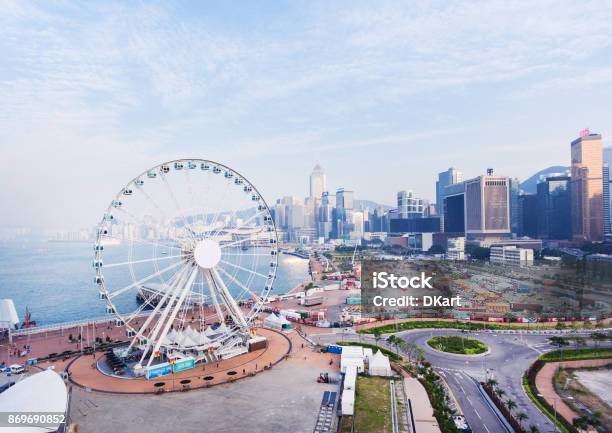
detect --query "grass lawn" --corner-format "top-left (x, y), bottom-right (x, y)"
top-left (540, 347), bottom-right (612, 361)
top-left (427, 336), bottom-right (488, 355)
top-left (354, 376), bottom-right (392, 433)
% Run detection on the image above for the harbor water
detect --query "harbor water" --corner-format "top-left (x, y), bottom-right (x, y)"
top-left (0, 240), bottom-right (309, 326)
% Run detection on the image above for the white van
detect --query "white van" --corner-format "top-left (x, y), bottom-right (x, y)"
top-left (9, 364), bottom-right (24, 374)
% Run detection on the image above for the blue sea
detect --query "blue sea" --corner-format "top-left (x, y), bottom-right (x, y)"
top-left (0, 240), bottom-right (309, 326)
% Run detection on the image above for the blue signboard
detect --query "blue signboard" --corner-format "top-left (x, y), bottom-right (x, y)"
top-left (172, 357), bottom-right (196, 373)
top-left (146, 362), bottom-right (172, 380)
top-left (327, 345), bottom-right (342, 354)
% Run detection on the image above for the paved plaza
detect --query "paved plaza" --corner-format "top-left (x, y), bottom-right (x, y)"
top-left (70, 363), bottom-right (337, 433)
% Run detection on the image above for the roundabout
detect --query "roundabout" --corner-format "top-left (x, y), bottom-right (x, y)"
top-left (426, 335), bottom-right (489, 356)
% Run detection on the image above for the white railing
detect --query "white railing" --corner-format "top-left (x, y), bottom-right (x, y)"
top-left (11, 311), bottom-right (154, 337)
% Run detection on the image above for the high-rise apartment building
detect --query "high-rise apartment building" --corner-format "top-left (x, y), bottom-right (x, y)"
top-left (397, 190), bottom-right (424, 219)
top-left (570, 131), bottom-right (603, 241)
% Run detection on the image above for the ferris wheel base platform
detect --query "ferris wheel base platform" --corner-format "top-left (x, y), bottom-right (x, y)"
top-left (63, 328), bottom-right (291, 394)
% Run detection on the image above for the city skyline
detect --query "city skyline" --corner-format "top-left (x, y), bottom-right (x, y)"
top-left (1, 1), bottom-right (612, 229)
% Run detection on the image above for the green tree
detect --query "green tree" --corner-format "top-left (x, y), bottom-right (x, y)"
top-left (572, 415), bottom-right (589, 431)
top-left (590, 332), bottom-right (608, 348)
top-left (516, 412), bottom-right (528, 426)
top-left (505, 399), bottom-right (517, 413)
top-left (372, 328), bottom-right (382, 347)
top-left (548, 336), bottom-right (570, 347)
top-left (528, 425), bottom-right (540, 433)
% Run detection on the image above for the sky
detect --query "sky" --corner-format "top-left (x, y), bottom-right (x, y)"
top-left (1, 0), bottom-right (612, 230)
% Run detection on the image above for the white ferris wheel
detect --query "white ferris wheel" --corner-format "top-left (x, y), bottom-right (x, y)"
top-left (93, 159), bottom-right (278, 368)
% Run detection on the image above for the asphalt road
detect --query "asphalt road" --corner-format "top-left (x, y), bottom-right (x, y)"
top-left (312, 328), bottom-right (563, 433)
top-left (398, 329), bottom-right (558, 433)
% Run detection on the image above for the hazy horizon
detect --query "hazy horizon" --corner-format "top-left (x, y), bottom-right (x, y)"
top-left (1, 1), bottom-right (611, 230)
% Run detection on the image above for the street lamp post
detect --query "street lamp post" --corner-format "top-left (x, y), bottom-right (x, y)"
top-left (537, 393), bottom-right (574, 432)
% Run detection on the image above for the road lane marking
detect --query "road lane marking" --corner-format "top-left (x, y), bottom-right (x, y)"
top-left (474, 409), bottom-right (482, 420)
top-left (466, 396), bottom-right (473, 405)
top-left (483, 424), bottom-right (490, 433)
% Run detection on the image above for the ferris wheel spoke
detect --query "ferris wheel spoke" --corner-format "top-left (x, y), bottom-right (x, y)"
top-left (233, 209), bottom-right (267, 231)
top-left (145, 267), bottom-right (199, 368)
top-left (128, 265), bottom-right (190, 352)
top-left (107, 260), bottom-right (184, 300)
top-left (202, 269), bottom-right (227, 325)
top-left (103, 254), bottom-right (183, 269)
top-left (209, 179), bottom-right (235, 240)
top-left (160, 173), bottom-right (197, 242)
top-left (222, 252), bottom-right (272, 257)
top-left (219, 260), bottom-right (270, 280)
top-left (216, 265), bottom-right (260, 302)
top-left (136, 266), bottom-right (192, 358)
top-left (100, 232), bottom-right (180, 251)
top-left (219, 235), bottom-right (263, 249)
top-left (134, 184), bottom-right (169, 221)
top-left (208, 268), bottom-right (248, 328)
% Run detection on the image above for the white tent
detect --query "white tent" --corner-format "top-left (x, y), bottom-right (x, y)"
top-left (197, 332), bottom-right (211, 346)
top-left (343, 365), bottom-right (357, 390)
top-left (263, 314), bottom-right (292, 331)
top-left (180, 333), bottom-right (198, 348)
top-left (340, 346), bottom-right (363, 359)
top-left (184, 326), bottom-right (200, 341)
top-left (166, 329), bottom-right (178, 343)
top-left (341, 388), bottom-right (355, 416)
top-left (203, 326), bottom-right (217, 338)
top-left (0, 370), bottom-right (67, 433)
top-left (216, 323), bottom-right (230, 334)
top-left (0, 299), bottom-right (19, 329)
top-left (340, 345), bottom-right (365, 373)
top-left (340, 356), bottom-right (364, 373)
top-left (368, 350), bottom-right (392, 377)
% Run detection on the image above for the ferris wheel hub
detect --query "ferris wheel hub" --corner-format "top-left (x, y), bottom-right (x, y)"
top-left (193, 239), bottom-right (222, 269)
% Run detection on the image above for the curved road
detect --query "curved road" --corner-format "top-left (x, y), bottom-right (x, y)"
top-left (313, 328), bottom-right (568, 433)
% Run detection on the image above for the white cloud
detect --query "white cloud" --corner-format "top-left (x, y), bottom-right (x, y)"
top-left (0, 1), bottom-right (611, 228)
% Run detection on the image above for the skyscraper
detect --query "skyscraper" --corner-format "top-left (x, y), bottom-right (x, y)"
top-left (334, 188), bottom-right (354, 239)
top-left (436, 167), bottom-right (463, 211)
top-left (603, 147), bottom-right (612, 236)
top-left (309, 164), bottom-right (326, 199)
top-left (536, 174), bottom-right (572, 240)
top-left (518, 193), bottom-right (538, 238)
top-left (464, 175), bottom-right (511, 241)
top-left (509, 178), bottom-right (520, 235)
top-left (317, 191), bottom-right (336, 239)
top-left (570, 131), bottom-right (603, 241)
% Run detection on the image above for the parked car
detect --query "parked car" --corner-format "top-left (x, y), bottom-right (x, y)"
top-left (9, 364), bottom-right (25, 374)
top-left (0, 382), bottom-right (14, 393)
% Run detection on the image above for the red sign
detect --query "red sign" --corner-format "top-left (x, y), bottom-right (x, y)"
top-left (580, 128), bottom-right (590, 137)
